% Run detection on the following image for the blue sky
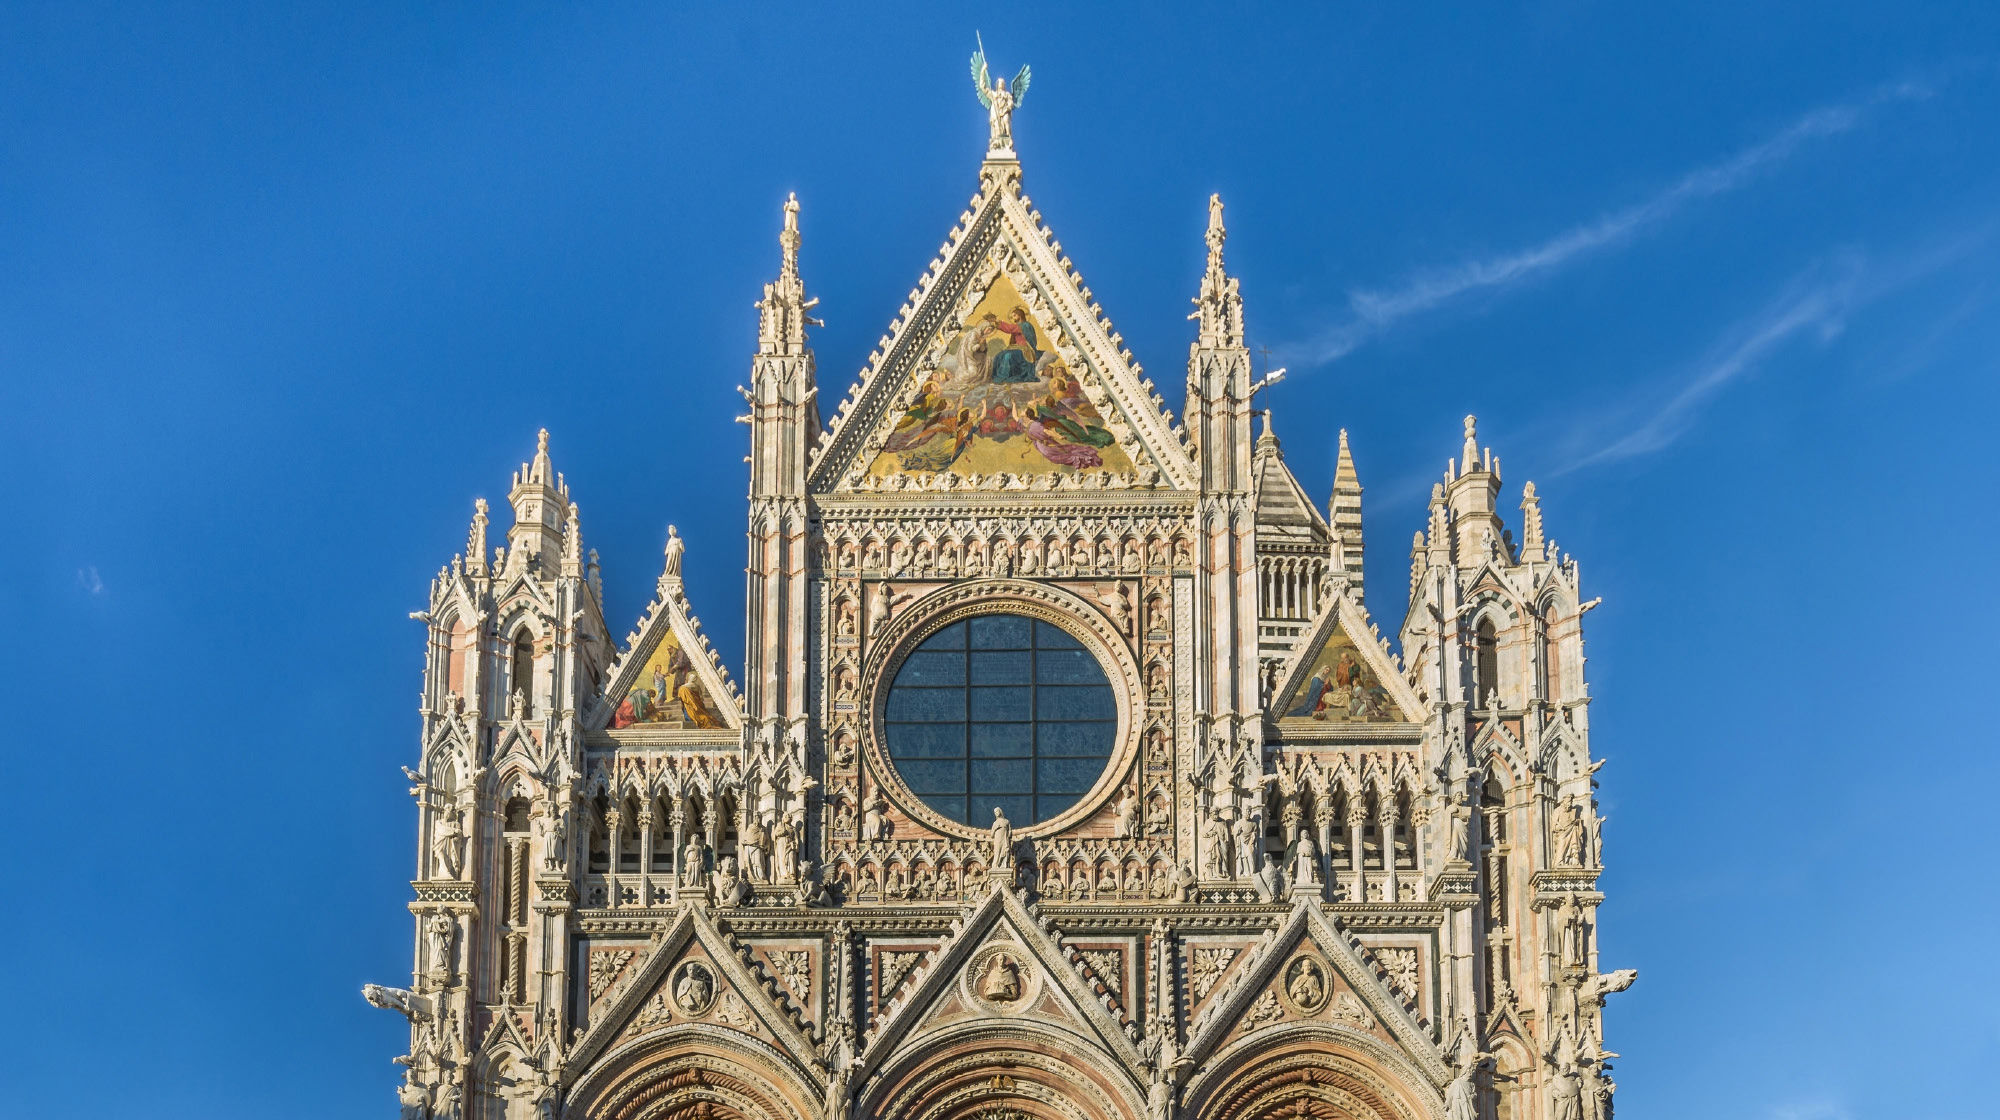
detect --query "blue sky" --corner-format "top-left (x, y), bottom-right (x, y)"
top-left (3, 4), bottom-right (1996, 1117)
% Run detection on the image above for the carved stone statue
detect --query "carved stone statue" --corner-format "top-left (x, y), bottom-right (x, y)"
top-left (1292, 831), bottom-right (1319, 886)
top-left (396, 1076), bottom-right (431, 1120)
top-left (740, 815), bottom-right (771, 881)
top-left (682, 834), bottom-right (707, 888)
top-left (431, 811), bottom-right (465, 880)
top-left (1200, 809), bottom-right (1232, 880)
top-left (989, 806), bottom-right (1014, 870)
top-left (1554, 797), bottom-right (1588, 868)
top-left (424, 914), bottom-right (455, 982)
top-left (712, 855), bottom-right (749, 906)
top-left (1112, 787), bottom-right (1139, 840)
top-left (862, 792), bottom-right (889, 843)
top-left (1446, 801), bottom-right (1472, 863)
top-left (775, 811), bottom-right (802, 882)
top-left (1231, 812), bottom-right (1259, 881)
top-left (970, 40), bottom-right (1031, 152)
top-left (661, 524), bottom-right (685, 579)
top-left (1550, 1062), bottom-right (1584, 1120)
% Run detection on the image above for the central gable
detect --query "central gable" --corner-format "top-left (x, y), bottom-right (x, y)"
top-left (811, 164), bottom-right (1196, 493)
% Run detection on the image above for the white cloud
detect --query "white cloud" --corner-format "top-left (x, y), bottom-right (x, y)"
top-left (1281, 82), bottom-right (1929, 368)
top-left (77, 566), bottom-right (105, 595)
top-left (1572, 261), bottom-right (1861, 468)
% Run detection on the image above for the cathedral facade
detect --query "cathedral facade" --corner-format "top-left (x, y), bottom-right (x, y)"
top-left (368, 85), bottom-right (1634, 1120)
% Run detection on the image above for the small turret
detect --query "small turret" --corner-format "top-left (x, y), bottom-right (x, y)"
top-left (507, 429), bottom-right (568, 569)
top-left (1446, 415), bottom-right (1504, 566)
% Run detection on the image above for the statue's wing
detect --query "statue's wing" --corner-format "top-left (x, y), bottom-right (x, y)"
top-left (1010, 64), bottom-right (1032, 105)
top-left (971, 51), bottom-right (992, 108)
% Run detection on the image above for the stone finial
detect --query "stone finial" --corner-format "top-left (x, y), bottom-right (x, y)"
top-left (466, 499), bottom-right (489, 577)
top-left (1254, 410), bottom-right (1281, 459)
top-left (1192, 194), bottom-right (1244, 348)
top-left (1520, 481), bottom-right (1545, 561)
top-left (756, 193), bottom-right (820, 357)
top-left (1461, 415), bottom-right (1480, 475)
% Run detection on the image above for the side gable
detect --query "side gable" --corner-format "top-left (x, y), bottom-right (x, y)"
top-left (810, 166), bottom-right (1197, 493)
top-left (1270, 592), bottom-right (1420, 727)
top-left (566, 907), bottom-right (822, 1084)
top-left (1182, 901), bottom-right (1451, 1090)
top-left (589, 553), bottom-right (742, 737)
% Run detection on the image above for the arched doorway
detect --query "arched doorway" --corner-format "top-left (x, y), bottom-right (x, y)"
top-left (1181, 1028), bottom-right (1437, 1120)
top-left (564, 1033), bottom-right (820, 1120)
top-left (862, 1024), bottom-right (1144, 1120)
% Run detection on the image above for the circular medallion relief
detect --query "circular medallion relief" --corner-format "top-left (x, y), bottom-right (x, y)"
top-left (671, 960), bottom-right (718, 1017)
top-left (1282, 956), bottom-right (1331, 1016)
top-left (963, 941), bottom-right (1039, 1014)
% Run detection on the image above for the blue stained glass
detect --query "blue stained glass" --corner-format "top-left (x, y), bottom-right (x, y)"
top-left (1037, 686), bottom-right (1115, 720)
top-left (970, 723), bottom-right (1033, 757)
top-left (970, 650), bottom-right (1031, 684)
top-left (884, 612), bottom-right (1117, 826)
top-left (887, 687), bottom-right (964, 722)
top-left (899, 760), bottom-right (967, 796)
top-left (887, 723), bottom-right (966, 758)
top-left (1037, 757), bottom-right (1103, 794)
top-left (970, 615), bottom-right (1032, 648)
top-left (897, 651), bottom-right (966, 686)
top-left (970, 686), bottom-right (1032, 721)
top-left (1037, 721), bottom-right (1116, 756)
top-left (971, 759), bottom-right (1033, 793)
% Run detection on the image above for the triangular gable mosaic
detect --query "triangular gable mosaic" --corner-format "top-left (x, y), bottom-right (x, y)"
top-left (1274, 596), bottom-right (1413, 726)
top-left (592, 563), bottom-right (741, 734)
top-left (864, 271), bottom-right (1134, 478)
top-left (811, 170), bottom-right (1197, 493)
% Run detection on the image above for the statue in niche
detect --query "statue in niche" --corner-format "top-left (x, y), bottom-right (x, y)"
top-left (1112, 787), bottom-right (1139, 839)
top-left (431, 810), bottom-right (466, 880)
top-left (541, 810), bottom-right (568, 872)
top-left (1123, 539), bottom-right (1142, 572)
top-left (425, 914), bottom-right (454, 982)
top-left (1446, 801), bottom-right (1473, 863)
top-left (775, 812), bottom-right (802, 882)
top-left (740, 816), bottom-right (771, 881)
top-left (1292, 831), bottom-right (1319, 886)
top-left (1201, 808), bottom-right (1233, 879)
top-left (889, 538), bottom-right (910, 572)
top-left (862, 792), bottom-right (889, 842)
top-left (1554, 797), bottom-right (1588, 868)
top-left (836, 598), bottom-right (856, 640)
top-left (432, 1080), bottom-right (463, 1120)
top-left (682, 834), bottom-right (707, 888)
top-left (863, 540), bottom-right (882, 569)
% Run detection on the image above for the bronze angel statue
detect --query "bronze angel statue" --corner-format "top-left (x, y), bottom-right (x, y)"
top-left (971, 36), bottom-right (1030, 151)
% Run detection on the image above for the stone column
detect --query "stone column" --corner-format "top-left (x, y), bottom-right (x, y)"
top-left (1379, 798), bottom-right (1401, 903)
top-left (636, 805), bottom-right (655, 908)
top-left (669, 797), bottom-right (687, 905)
top-left (604, 805), bottom-right (623, 910)
top-left (1346, 800), bottom-right (1368, 902)
top-left (1314, 802), bottom-right (1336, 894)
